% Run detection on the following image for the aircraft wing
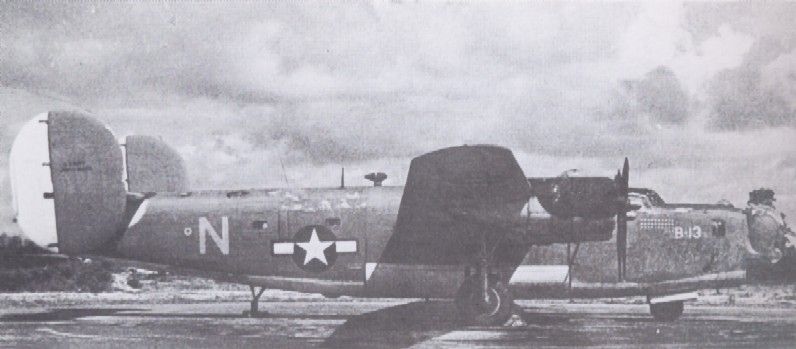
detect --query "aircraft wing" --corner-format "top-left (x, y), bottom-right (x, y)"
top-left (377, 145), bottom-right (531, 267)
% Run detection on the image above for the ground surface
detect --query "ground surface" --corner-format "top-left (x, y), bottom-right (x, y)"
top-left (0, 295), bottom-right (794, 348)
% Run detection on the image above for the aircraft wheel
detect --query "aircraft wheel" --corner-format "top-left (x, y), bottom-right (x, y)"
top-left (455, 278), bottom-right (514, 326)
top-left (650, 301), bottom-right (684, 322)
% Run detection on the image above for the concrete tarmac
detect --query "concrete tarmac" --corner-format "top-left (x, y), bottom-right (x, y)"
top-left (0, 299), bottom-right (794, 348)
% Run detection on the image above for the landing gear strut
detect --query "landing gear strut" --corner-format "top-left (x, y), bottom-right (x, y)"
top-left (454, 258), bottom-right (514, 326)
top-left (243, 285), bottom-right (267, 317)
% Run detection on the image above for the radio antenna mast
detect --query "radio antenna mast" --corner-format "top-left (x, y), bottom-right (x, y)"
top-left (340, 167), bottom-right (345, 189)
top-left (278, 155), bottom-right (289, 187)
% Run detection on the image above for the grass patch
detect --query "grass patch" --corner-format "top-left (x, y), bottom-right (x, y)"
top-left (0, 234), bottom-right (113, 292)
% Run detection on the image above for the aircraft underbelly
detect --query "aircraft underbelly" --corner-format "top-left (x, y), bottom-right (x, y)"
top-left (508, 270), bottom-right (746, 299)
top-left (365, 263), bottom-right (464, 298)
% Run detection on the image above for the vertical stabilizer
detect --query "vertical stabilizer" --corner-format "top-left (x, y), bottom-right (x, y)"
top-left (10, 111), bottom-right (128, 255)
top-left (123, 135), bottom-right (189, 193)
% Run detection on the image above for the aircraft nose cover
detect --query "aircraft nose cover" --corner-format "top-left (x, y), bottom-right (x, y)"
top-left (747, 209), bottom-right (788, 262)
top-left (46, 111), bottom-right (127, 254)
top-left (382, 145), bottom-right (531, 264)
top-left (9, 113), bottom-right (58, 250)
top-left (123, 135), bottom-right (189, 193)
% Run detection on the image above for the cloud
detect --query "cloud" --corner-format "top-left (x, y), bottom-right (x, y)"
top-left (707, 69), bottom-right (793, 130)
top-left (617, 66), bottom-right (691, 125)
top-left (0, 2), bottom-right (795, 222)
top-left (761, 49), bottom-right (796, 110)
top-left (706, 42), bottom-right (796, 131)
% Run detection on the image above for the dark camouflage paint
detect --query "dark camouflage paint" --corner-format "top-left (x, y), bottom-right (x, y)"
top-left (47, 111), bottom-right (127, 254)
top-left (33, 112), bottom-right (764, 300)
top-left (119, 187), bottom-right (402, 283)
top-left (525, 201), bottom-right (750, 283)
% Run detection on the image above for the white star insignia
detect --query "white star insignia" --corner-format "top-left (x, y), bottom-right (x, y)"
top-left (295, 228), bottom-right (334, 265)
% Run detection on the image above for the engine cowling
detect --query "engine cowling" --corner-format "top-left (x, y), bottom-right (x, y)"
top-left (529, 177), bottom-right (622, 219)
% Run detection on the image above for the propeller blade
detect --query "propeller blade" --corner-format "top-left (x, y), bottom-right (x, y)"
top-left (622, 157), bottom-right (629, 189)
top-left (616, 158), bottom-right (630, 281)
top-left (616, 211), bottom-right (627, 281)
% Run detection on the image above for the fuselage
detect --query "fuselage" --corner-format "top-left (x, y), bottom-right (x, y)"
top-left (119, 186), bottom-right (402, 284)
top-left (115, 185), bottom-right (754, 299)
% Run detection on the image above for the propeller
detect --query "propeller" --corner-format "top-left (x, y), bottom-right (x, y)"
top-left (614, 158), bottom-right (630, 282)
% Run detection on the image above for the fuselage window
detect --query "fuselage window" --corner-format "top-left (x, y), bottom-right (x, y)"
top-left (325, 217), bottom-right (341, 226)
top-left (252, 220), bottom-right (269, 230)
top-left (711, 219), bottom-right (726, 237)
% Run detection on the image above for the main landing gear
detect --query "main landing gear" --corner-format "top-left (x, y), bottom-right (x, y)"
top-left (242, 285), bottom-right (267, 317)
top-left (649, 301), bottom-right (684, 322)
top-left (454, 258), bottom-right (514, 326)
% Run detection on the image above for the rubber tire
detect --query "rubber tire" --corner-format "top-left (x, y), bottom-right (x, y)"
top-left (650, 301), bottom-right (684, 322)
top-left (455, 278), bottom-right (514, 326)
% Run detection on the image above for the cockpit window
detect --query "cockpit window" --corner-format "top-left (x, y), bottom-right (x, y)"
top-left (629, 194), bottom-right (649, 209)
top-left (645, 191), bottom-right (665, 206)
top-left (629, 189), bottom-right (666, 206)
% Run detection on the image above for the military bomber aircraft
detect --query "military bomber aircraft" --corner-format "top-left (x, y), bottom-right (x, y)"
top-left (8, 111), bottom-right (793, 325)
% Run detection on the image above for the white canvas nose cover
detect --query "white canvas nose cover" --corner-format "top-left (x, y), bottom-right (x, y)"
top-left (9, 113), bottom-right (58, 251)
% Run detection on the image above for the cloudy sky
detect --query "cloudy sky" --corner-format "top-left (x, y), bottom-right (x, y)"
top-left (1, 2), bottom-right (795, 233)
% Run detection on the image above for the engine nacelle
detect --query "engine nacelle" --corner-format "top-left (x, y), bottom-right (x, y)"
top-left (529, 177), bottom-right (621, 219)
